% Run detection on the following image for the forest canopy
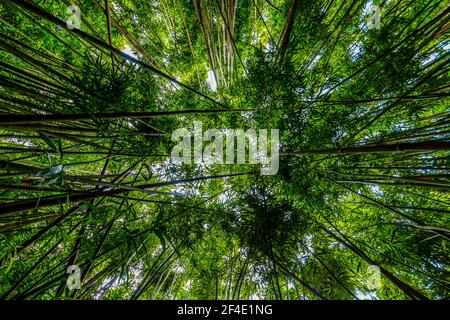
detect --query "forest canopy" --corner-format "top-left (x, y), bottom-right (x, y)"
top-left (0, 0), bottom-right (449, 300)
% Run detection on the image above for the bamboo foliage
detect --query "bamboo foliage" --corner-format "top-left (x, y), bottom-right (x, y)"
top-left (0, 0), bottom-right (448, 300)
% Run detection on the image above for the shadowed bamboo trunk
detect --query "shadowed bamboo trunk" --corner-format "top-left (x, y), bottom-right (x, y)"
top-left (282, 141), bottom-right (450, 155)
top-left (0, 109), bottom-right (253, 124)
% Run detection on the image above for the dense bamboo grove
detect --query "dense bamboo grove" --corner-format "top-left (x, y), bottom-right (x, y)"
top-left (0, 0), bottom-right (449, 300)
